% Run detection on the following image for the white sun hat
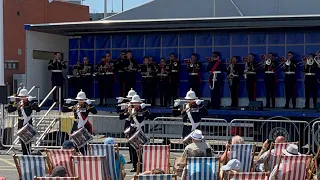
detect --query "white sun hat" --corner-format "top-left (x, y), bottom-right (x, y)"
top-left (130, 95), bottom-right (144, 103)
top-left (185, 88), bottom-right (198, 100)
top-left (221, 159), bottom-right (242, 171)
top-left (190, 129), bottom-right (204, 140)
top-left (17, 89), bottom-right (36, 98)
top-left (126, 88), bottom-right (137, 98)
top-left (75, 90), bottom-right (87, 100)
top-left (282, 144), bottom-right (300, 156)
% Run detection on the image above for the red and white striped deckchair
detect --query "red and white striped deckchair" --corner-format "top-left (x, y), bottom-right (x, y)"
top-left (228, 172), bottom-right (269, 180)
top-left (266, 142), bottom-right (298, 171)
top-left (45, 149), bottom-right (76, 176)
top-left (34, 177), bottom-right (79, 180)
top-left (71, 156), bottom-right (109, 180)
top-left (275, 155), bottom-right (311, 180)
top-left (134, 174), bottom-right (177, 180)
top-left (137, 145), bottom-right (170, 174)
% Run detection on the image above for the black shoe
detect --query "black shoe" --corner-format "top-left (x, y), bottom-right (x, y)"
top-left (283, 105), bottom-right (289, 109)
top-left (130, 168), bottom-right (137, 172)
top-left (127, 160), bottom-right (132, 164)
top-left (303, 106), bottom-right (309, 109)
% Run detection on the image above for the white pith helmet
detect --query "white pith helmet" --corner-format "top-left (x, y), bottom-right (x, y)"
top-left (18, 89), bottom-right (29, 97)
top-left (75, 90), bottom-right (87, 100)
top-left (130, 94), bottom-right (143, 103)
top-left (126, 88), bottom-right (137, 98)
top-left (185, 88), bottom-right (197, 100)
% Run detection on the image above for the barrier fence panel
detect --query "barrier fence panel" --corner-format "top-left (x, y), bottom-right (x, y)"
top-left (147, 117), bottom-right (229, 151)
top-left (229, 119), bottom-right (310, 154)
top-left (311, 121), bottom-right (320, 154)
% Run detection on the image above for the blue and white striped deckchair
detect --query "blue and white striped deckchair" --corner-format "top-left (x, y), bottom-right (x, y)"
top-left (88, 144), bottom-right (120, 180)
top-left (13, 154), bottom-right (50, 180)
top-left (134, 174), bottom-right (177, 180)
top-left (230, 144), bottom-right (256, 172)
top-left (186, 157), bottom-right (219, 180)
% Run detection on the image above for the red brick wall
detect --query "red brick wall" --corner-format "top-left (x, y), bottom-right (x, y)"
top-left (3, 0), bottom-right (89, 87)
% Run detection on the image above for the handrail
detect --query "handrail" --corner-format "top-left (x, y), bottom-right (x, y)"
top-left (36, 102), bottom-right (56, 127)
top-left (39, 86), bottom-right (57, 107)
top-left (36, 118), bottom-right (58, 146)
top-left (28, 86), bottom-right (35, 94)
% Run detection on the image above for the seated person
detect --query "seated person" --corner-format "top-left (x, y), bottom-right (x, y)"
top-left (255, 136), bottom-right (286, 172)
top-left (220, 159), bottom-right (242, 180)
top-left (269, 144), bottom-right (301, 180)
top-left (52, 166), bottom-right (67, 177)
top-left (62, 140), bottom-right (79, 153)
top-left (30, 150), bottom-right (42, 155)
top-left (104, 137), bottom-right (126, 179)
top-left (220, 135), bottom-right (244, 163)
top-left (181, 129), bottom-right (212, 158)
top-left (131, 168), bottom-right (165, 179)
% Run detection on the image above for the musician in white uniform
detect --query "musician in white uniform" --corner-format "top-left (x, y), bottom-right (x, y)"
top-left (172, 89), bottom-right (208, 138)
top-left (6, 89), bottom-right (40, 155)
top-left (62, 90), bottom-right (97, 154)
top-left (120, 94), bottom-right (151, 172)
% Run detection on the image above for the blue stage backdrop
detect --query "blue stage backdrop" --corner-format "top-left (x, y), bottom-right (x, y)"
top-left (68, 30), bottom-right (320, 107)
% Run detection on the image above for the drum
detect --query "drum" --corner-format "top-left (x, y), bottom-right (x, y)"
top-left (128, 130), bottom-right (149, 150)
top-left (123, 126), bottom-right (136, 138)
top-left (70, 127), bottom-right (93, 148)
top-left (17, 124), bottom-right (37, 144)
top-left (183, 132), bottom-right (193, 145)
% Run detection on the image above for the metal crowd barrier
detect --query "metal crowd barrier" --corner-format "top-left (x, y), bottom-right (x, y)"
top-left (311, 120), bottom-right (320, 154)
top-left (229, 118), bottom-right (310, 154)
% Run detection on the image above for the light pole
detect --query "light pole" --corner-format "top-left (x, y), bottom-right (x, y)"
top-left (104, 0), bottom-right (107, 18)
top-left (0, 0), bottom-right (4, 86)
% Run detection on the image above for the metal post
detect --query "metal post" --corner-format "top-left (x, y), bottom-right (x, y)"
top-left (0, 104), bottom-right (4, 148)
top-left (122, 0), bottom-right (124, 12)
top-left (58, 87), bottom-right (62, 145)
top-left (37, 88), bottom-right (40, 104)
top-left (104, 0), bottom-right (107, 18)
top-left (0, 0), bottom-right (4, 85)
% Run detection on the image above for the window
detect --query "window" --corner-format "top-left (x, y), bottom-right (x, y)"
top-left (5, 61), bottom-right (19, 70)
top-left (33, 50), bottom-right (64, 61)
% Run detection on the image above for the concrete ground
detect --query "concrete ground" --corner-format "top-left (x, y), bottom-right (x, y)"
top-left (0, 149), bottom-right (182, 180)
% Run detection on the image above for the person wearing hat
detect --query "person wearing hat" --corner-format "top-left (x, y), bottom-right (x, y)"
top-left (157, 57), bottom-right (170, 107)
top-left (6, 88), bottom-right (40, 155)
top-left (121, 94), bottom-right (151, 172)
top-left (173, 89), bottom-right (208, 138)
top-left (52, 166), bottom-right (67, 177)
top-left (186, 53), bottom-right (202, 97)
top-left (269, 144), bottom-right (301, 180)
top-left (62, 90), bottom-right (97, 154)
top-left (104, 137), bottom-right (126, 179)
top-left (220, 159), bottom-right (242, 180)
top-left (167, 52), bottom-right (180, 105)
top-left (181, 129), bottom-right (212, 158)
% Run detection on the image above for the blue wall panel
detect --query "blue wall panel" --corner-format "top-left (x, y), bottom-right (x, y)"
top-left (68, 30), bottom-right (320, 106)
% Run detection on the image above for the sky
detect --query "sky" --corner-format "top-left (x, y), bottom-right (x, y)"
top-left (83, 0), bottom-right (151, 13)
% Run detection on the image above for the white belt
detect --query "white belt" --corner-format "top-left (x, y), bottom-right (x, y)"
top-left (212, 71), bottom-right (221, 74)
top-left (142, 76), bottom-right (153, 78)
top-left (118, 70), bottom-right (124, 72)
top-left (98, 72), bottom-right (113, 75)
top-left (247, 72), bottom-right (256, 74)
top-left (85, 73), bottom-right (91, 75)
top-left (189, 73), bottom-right (198, 75)
top-left (306, 73), bottom-right (316, 75)
top-left (52, 70), bottom-right (62, 72)
top-left (231, 74), bottom-right (239, 77)
top-left (157, 74), bottom-right (168, 76)
top-left (172, 70), bottom-right (178, 72)
top-left (285, 72), bottom-right (295, 74)
top-left (265, 71), bottom-right (274, 74)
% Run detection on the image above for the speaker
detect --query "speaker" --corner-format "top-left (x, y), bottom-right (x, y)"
top-left (246, 101), bottom-right (263, 111)
top-left (0, 85), bottom-right (8, 104)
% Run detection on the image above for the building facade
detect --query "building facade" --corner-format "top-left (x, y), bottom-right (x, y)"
top-left (3, 0), bottom-right (89, 90)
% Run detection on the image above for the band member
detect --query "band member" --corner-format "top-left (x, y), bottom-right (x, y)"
top-left (117, 88), bottom-right (137, 164)
top-left (139, 57), bottom-right (153, 104)
top-left (244, 53), bottom-right (258, 102)
top-left (119, 95), bottom-right (151, 172)
top-left (148, 56), bottom-right (157, 106)
top-left (157, 58), bottom-right (170, 107)
top-left (206, 51), bottom-right (225, 109)
top-left (6, 89), bottom-right (40, 155)
top-left (62, 90), bottom-right (97, 154)
top-left (95, 55), bottom-right (115, 106)
top-left (79, 57), bottom-right (94, 99)
top-left (186, 53), bottom-right (202, 97)
top-left (282, 51), bottom-right (297, 108)
top-left (226, 56), bottom-right (242, 107)
top-left (124, 50), bottom-right (138, 93)
top-left (172, 89), bottom-right (208, 138)
top-left (262, 52), bottom-right (278, 108)
top-left (48, 52), bottom-right (66, 102)
top-left (167, 53), bottom-right (180, 105)
top-left (303, 53), bottom-right (320, 109)
top-left (68, 61), bottom-right (81, 96)
top-left (115, 50), bottom-right (127, 97)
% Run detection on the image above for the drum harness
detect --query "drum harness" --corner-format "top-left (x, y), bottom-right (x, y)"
top-left (185, 109), bottom-right (200, 131)
top-left (76, 110), bottom-right (88, 129)
top-left (20, 107), bottom-right (32, 126)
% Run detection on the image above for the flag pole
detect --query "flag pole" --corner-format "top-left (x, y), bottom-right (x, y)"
top-left (0, 0), bottom-right (4, 85)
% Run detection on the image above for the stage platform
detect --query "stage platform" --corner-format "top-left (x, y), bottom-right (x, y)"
top-left (46, 105), bottom-right (320, 120)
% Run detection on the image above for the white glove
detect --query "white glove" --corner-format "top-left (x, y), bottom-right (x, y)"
top-left (65, 98), bottom-right (72, 104)
top-left (174, 100), bottom-right (180, 107)
top-left (86, 99), bottom-right (91, 105)
top-left (195, 100), bottom-right (202, 105)
top-left (9, 96), bottom-right (15, 102)
top-left (140, 103), bottom-right (146, 109)
top-left (28, 97), bottom-right (33, 102)
top-left (117, 99), bottom-right (123, 103)
top-left (131, 124), bottom-right (137, 128)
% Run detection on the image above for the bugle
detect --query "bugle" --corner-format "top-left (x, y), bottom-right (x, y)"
top-left (117, 103), bottom-right (150, 107)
